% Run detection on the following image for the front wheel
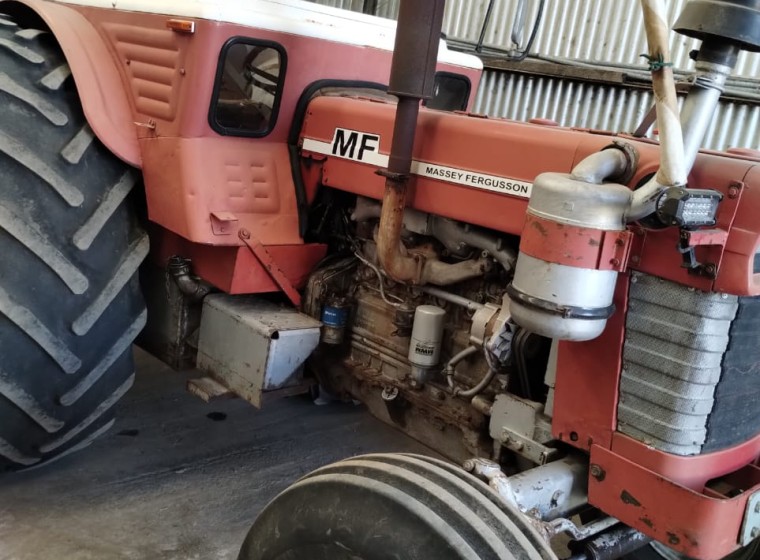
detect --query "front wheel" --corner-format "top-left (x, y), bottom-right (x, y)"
top-left (238, 453), bottom-right (555, 560)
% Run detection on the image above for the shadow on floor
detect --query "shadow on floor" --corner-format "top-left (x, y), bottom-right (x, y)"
top-left (0, 349), bottom-right (431, 560)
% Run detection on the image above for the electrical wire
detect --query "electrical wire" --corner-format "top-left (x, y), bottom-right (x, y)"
top-left (511, 0), bottom-right (545, 62)
top-left (353, 250), bottom-right (404, 308)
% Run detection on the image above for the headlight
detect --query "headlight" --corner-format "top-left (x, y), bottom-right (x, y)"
top-left (656, 187), bottom-right (723, 228)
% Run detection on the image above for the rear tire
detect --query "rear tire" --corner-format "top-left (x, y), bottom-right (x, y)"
top-left (238, 453), bottom-right (556, 560)
top-left (0, 17), bottom-right (146, 469)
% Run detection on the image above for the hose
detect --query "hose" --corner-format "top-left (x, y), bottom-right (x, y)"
top-left (628, 0), bottom-right (686, 220)
top-left (456, 367), bottom-right (498, 399)
top-left (421, 286), bottom-right (485, 312)
top-left (445, 345), bottom-right (479, 390)
top-left (445, 345), bottom-right (498, 398)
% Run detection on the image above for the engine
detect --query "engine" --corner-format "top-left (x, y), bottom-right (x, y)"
top-left (304, 198), bottom-right (557, 464)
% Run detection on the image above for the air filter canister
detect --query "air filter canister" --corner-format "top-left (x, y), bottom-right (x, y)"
top-left (508, 173), bottom-right (632, 341)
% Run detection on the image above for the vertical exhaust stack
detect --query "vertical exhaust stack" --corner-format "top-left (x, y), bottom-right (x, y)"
top-left (376, 1), bottom-right (446, 284)
top-left (509, 0), bottom-right (759, 341)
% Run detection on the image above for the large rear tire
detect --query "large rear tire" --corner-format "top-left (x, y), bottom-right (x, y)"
top-left (0, 17), bottom-right (146, 470)
top-left (238, 453), bottom-right (556, 560)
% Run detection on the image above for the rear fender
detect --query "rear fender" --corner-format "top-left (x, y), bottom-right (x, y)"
top-left (0, 0), bottom-right (140, 167)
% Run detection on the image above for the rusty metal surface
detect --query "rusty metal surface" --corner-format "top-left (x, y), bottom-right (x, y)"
top-left (588, 443), bottom-right (760, 560)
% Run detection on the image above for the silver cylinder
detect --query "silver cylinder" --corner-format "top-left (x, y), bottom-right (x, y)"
top-left (679, 61), bottom-right (731, 173)
top-left (408, 305), bottom-right (445, 368)
top-left (509, 172), bottom-right (631, 341)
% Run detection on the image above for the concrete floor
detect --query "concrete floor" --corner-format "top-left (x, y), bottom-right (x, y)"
top-left (0, 349), bottom-right (431, 560)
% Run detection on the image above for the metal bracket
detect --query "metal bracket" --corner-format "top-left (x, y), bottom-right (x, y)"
top-left (678, 228), bottom-right (728, 278)
top-left (238, 229), bottom-right (302, 307)
top-left (210, 211), bottom-right (239, 235)
top-left (499, 427), bottom-right (560, 465)
top-left (489, 393), bottom-right (559, 465)
top-left (600, 230), bottom-right (634, 272)
top-left (740, 491), bottom-right (760, 546)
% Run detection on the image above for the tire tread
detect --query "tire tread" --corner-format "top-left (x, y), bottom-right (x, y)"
top-left (0, 20), bottom-right (146, 470)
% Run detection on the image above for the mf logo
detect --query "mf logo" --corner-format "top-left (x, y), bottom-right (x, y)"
top-left (330, 128), bottom-right (382, 163)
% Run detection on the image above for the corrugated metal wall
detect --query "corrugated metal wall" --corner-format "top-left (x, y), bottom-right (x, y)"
top-left (311, 0), bottom-right (760, 76)
top-left (475, 72), bottom-right (760, 150)
top-left (308, 0), bottom-right (760, 150)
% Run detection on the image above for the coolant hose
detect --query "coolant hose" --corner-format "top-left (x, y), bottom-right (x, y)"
top-left (456, 367), bottom-right (497, 399)
top-left (627, 0), bottom-right (686, 220)
top-left (445, 346), bottom-right (480, 390)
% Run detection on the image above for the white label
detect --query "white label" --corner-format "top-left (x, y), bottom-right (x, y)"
top-left (302, 127), bottom-right (533, 199)
top-left (410, 161), bottom-right (532, 198)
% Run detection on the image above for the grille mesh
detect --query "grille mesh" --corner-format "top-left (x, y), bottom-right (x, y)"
top-left (619, 273), bottom-right (738, 455)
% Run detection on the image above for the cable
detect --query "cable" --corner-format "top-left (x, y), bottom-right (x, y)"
top-left (511, 0), bottom-right (545, 62)
top-left (475, 0), bottom-right (496, 53)
top-left (353, 251), bottom-right (404, 308)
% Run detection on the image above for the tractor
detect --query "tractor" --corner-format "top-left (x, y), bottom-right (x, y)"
top-left (0, 0), bottom-right (759, 558)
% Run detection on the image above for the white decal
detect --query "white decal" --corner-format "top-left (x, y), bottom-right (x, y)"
top-left (303, 128), bottom-right (533, 199)
top-left (411, 161), bottom-right (532, 198)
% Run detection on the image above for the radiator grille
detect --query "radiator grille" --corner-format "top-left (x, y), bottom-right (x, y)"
top-left (619, 273), bottom-right (738, 455)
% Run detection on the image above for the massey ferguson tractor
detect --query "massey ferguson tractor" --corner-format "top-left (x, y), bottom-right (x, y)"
top-left (0, 0), bottom-right (759, 558)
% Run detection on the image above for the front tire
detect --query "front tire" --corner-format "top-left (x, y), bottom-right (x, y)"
top-left (0, 16), bottom-right (146, 469)
top-left (238, 453), bottom-right (556, 560)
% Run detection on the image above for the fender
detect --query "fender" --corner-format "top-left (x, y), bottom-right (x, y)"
top-left (0, 0), bottom-right (140, 167)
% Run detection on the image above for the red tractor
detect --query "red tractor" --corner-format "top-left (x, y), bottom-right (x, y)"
top-left (0, 0), bottom-right (759, 558)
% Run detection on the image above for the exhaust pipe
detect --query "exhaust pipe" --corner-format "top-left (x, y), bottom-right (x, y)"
top-left (376, 1), bottom-right (446, 284)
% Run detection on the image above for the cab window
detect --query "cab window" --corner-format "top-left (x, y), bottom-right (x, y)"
top-left (426, 72), bottom-right (471, 111)
top-left (210, 38), bottom-right (287, 137)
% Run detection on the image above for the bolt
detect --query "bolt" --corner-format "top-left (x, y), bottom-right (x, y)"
top-left (610, 258), bottom-right (621, 267)
top-left (463, 459), bottom-right (475, 472)
top-left (615, 238), bottom-right (625, 247)
top-left (430, 388), bottom-right (446, 401)
top-left (179, 68), bottom-right (186, 76)
top-left (239, 229), bottom-right (251, 240)
top-left (729, 186), bottom-right (740, 199)
top-left (590, 464), bottom-right (606, 481)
